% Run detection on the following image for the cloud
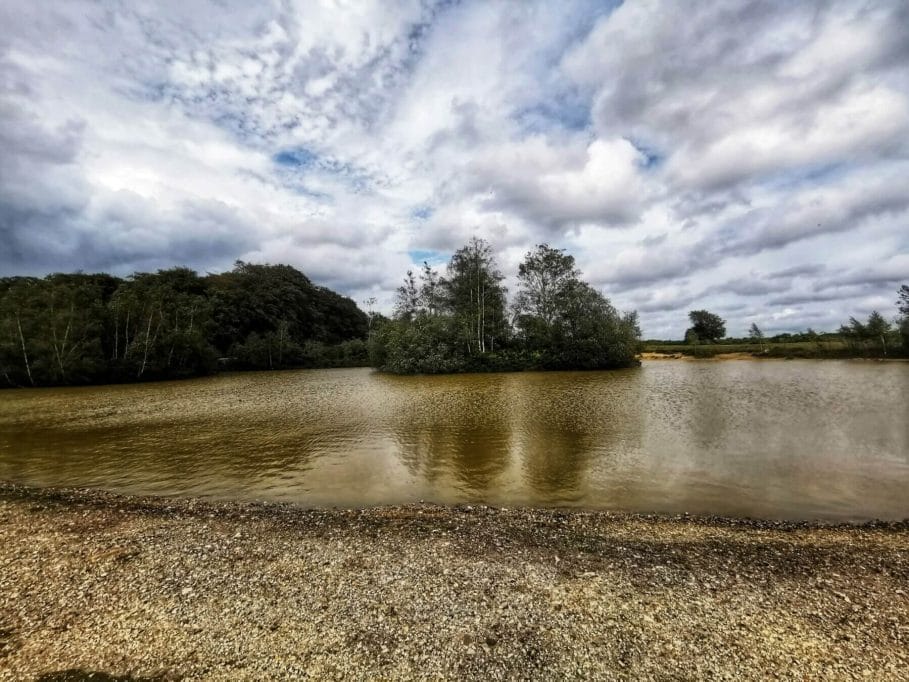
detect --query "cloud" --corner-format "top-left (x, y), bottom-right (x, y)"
top-left (563, 0), bottom-right (909, 190)
top-left (0, 0), bottom-right (907, 338)
top-left (470, 136), bottom-right (650, 228)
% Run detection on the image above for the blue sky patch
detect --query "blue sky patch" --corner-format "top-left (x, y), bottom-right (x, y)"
top-left (629, 138), bottom-right (663, 169)
top-left (274, 147), bottom-right (318, 168)
top-left (408, 249), bottom-right (446, 265)
top-left (411, 205), bottom-right (433, 220)
top-left (516, 98), bottom-right (591, 134)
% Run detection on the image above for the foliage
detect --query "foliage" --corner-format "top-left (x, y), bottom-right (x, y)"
top-left (370, 239), bottom-right (640, 374)
top-left (748, 323), bottom-right (765, 351)
top-left (839, 310), bottom-right (898, 356)
top-left (0, 263), bottom-right (369, 387)
top-left (899, 284), bottom-right (909, 350)
top-left (442, 238), bottom-right (509, 355)
top-left (370, 315), bottom-right (469, 374)
top-left (512, 244), bottom-right (581, 351)
top-left (686, 310), bottom-right (726, 343)
top-left (0, 275), bottom-right (110, 386)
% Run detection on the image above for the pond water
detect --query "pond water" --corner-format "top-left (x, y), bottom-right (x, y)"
top-left (1, 361), bottom-right (907, 521)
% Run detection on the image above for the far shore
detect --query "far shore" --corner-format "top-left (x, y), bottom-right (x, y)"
top-left (2, 483), bottom-right (907, 680)
top-left (639, 350), bottom-right (909, 361)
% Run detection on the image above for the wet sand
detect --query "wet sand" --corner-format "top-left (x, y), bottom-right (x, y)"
top-left (1, 484), bottom-right (908, 680)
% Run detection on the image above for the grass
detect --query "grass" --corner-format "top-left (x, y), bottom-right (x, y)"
top-left (639, 340), bottom-right (903, 359)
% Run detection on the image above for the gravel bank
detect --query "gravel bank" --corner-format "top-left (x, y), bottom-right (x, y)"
top-left (1, 484), bottom-right (908, 681)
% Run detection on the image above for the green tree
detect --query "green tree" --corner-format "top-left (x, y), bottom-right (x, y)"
top-left (544, 280), bottom-right (640, 369)
top-left (205, 262), bottom-right (366, 369)
top-left (898, 285), bottom-right (909, 351)
top-left (513, 244), bottom-right (580, 351)
top-left (0, 275), bottom-right (109, 386)
top-left (687, 310), bottom-right (726, 343)
top-left (865, 310), bottom-right (891, 355)
top-left (420, 262), bottom-right (442, 317)
top-left (839, 317), bottom-right (869, 354)
top-left (442, 237), bottom-right (508, 355)
top-left (0, 277), bottom-right (42, 386)
top-left (898, 285), bottom-right (909, 317)
top-left (110, 268), bottom-right (215, 379)
top-left (394, 270), bottom-right (421, 321)
top-left (371, 315), bottom-right (468, 374)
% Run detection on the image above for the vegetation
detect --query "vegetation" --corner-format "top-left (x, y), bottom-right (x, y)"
top-left (748, 323), bottom-right (765, 352)
top-left (899, 285), bottom-right (909, 351)
top-left (646, 285), bottom-right (909, 359)
top-left (2, 255), bottom-right (904, 386)
top-left (0, 262), bottom-right (368, 387)
top-left (370, 241), bottom-right (641, 374)
top-left (685, 310), bottom-right (726, 343)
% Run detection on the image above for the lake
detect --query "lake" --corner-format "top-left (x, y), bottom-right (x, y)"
top-left (1, 360), bottom-right (907, 521)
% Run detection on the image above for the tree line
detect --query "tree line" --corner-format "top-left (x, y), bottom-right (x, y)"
top-left (673, 285), bottom-right (909, 357)
top-left (0, 262), bottom-right (369, 387)
top-left (369, 239), bottom-right (641, 374)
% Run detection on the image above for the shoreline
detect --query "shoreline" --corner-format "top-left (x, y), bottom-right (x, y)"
top-left (639, 350), bottom-right (909, 361)
top-left (3, 354), bottom-right (908, 391)
top-left (2, 484), bottom-right (908, 680)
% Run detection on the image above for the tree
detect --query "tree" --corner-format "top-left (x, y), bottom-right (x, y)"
top-left (0, 275), bottom-right (109, 386)
top-left (513, 244), bottom-right (580, 350)
top-left (370, 314), bottom-right (468, 374)
top-left (898, 285), bottom-right (909, 351)
top-left (0, 262), bottom-right (372, 386)
top-left (205, 262), bottom-right (366, 370)
top-left (544, 280), bottom-right (640, 369)
top-left (442, 237), bottom-right (508, 355)
top-left (110, 268), bottom-right (215, 379)
top-left (420, 262), bottom-right (442, 317)
top-left (511, 244), bottom-right (640, 369)
top-left (687, 310), bottom-right (726, 343)
top-left (865, 310), bottom-right (891, 355)
top-left (748, 323), bottom-right (765, 352)
top-left (394, 270), bottom-right (421, 321)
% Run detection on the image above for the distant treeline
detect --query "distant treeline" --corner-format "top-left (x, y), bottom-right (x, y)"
top-left (0, 262), bottom-right (369, 387)
top-left (644, 286), bottom-right (909, 359)
top-left (369, 239), bottom-right (641, 374)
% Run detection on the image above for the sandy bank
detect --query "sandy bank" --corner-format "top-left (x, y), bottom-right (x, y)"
top-left (1, 484), bottom-right (907, 681)
top-left (640, 351), bottom-right (784, 361)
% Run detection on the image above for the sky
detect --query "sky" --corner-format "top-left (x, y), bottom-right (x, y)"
top-left (1, 1), bottom-right (907, 338)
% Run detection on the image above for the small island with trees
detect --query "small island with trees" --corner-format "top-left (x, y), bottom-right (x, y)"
top-left (369, 239), bottom-right (641, 374)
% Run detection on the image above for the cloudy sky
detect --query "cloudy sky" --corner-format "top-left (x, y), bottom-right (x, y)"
top-left (1, 1), bottom-right (907, 337)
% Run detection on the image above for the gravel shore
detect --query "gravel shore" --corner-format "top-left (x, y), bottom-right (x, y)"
top-left (1, 484), bottom-right (908, 681)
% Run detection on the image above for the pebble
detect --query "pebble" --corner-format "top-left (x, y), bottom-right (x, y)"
top-left (1, 483), bottom-right (907, 681)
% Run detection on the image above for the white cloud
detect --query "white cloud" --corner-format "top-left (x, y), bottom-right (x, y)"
top-left (0, 0), bottom-right (907, 337)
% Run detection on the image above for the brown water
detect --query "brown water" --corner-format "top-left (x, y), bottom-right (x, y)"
top-left (1, 361), bottom-right (907, 521)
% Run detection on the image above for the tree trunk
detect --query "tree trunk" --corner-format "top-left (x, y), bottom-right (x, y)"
top-left (112, 302), bottom-right (119, 361)
top-left (52, 304), bottom-right (74, 380)
top-left (138, 310), bottom-right (154, 378)
top-left (15, 313), bottom-right (34, 386)
top-left (123, 308), bottom-right (131, 359)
